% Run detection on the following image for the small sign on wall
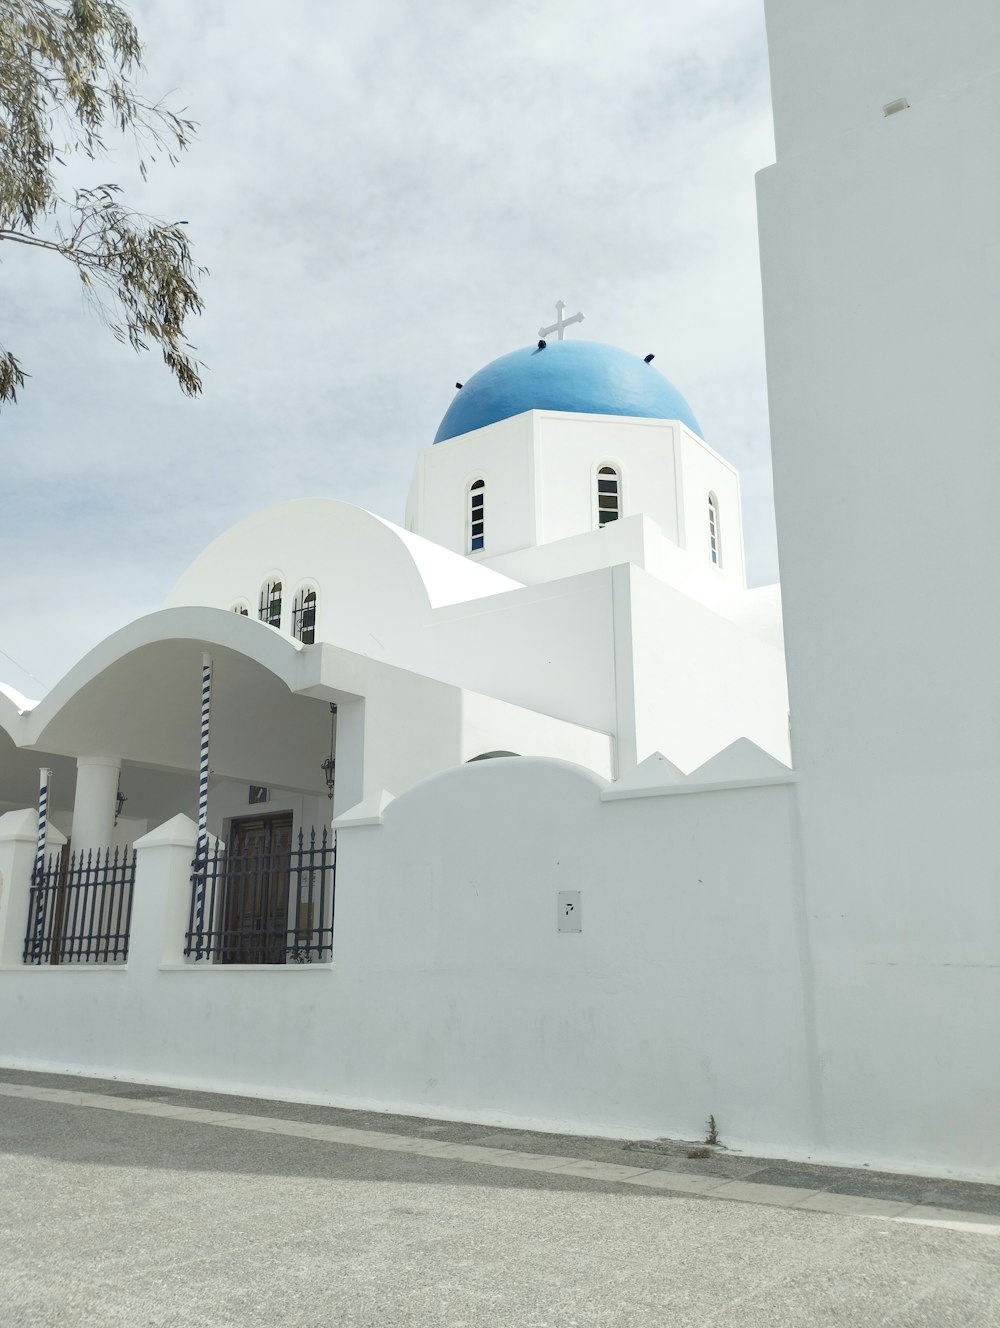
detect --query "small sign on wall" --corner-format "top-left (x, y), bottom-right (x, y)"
top-left (557, 890), bottom-right (581, 933)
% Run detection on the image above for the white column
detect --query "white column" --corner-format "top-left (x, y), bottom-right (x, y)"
top-left (72, 757), bottom-right (121, 857)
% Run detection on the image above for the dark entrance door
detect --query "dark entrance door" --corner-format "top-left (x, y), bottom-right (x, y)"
top-left (221, 812), bottom-right (294, 964)
top-left (48, 841), bottom-right (72, 965)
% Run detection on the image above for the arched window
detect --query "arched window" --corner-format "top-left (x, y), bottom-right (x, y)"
top-left (468, 479), bottom-right (485, 552)
top-left (597, 466), bottom-right (620, 527)
top-left (259, 579), bottom-right (282, 627)
top-left (708, 494), bottom-right (721, 567)
top-left (232, 601), bottom-right (249, 617)
top-left (292, 585), bottom-right (318, 644)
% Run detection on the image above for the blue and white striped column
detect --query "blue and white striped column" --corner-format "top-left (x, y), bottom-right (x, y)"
top-left (35, 767), bottom-right (52, 878)
top-left (191, 654), bottom-right (213, 943)
top-left (197, 653), bottom-right (212, 860)
top-left (29, 767), bottom-right (53, 961)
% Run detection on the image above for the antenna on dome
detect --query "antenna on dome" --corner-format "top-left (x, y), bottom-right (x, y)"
top-left (539, 300), bottom-right (584, 341)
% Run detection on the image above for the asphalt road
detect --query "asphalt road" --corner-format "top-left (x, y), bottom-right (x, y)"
top-left (2, 1085), bottom-right (999, 1327)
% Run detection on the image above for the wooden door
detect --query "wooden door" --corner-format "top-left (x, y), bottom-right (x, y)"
top-left (49, 842), bottom-right (73, 965)
top-left (221, 812), bottom-right (294, 964)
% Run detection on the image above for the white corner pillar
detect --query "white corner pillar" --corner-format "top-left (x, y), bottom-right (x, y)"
top-left (72, 756), bottom-right (122, 857)
top-left (0, 809), bottom-right (67, 968)
top-left (131, 814), bottom-right (222, 968)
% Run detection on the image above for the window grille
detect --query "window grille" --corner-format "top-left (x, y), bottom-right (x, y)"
top-left (232, 602), bottom-right (249, 616)
top-left (259, 579), bottom-right (282, 627)
top-left (597, 466), bottom-right (620, 526)
top-left (23, 846), bottom-right (136, 965)
top-left (708, 494), bottom-right (721, 567)
top-left (469, 480), bottom-right (485, 552)
top-left (186, 827), bottom-right (336, 965)
top-left (292, 586), bottom-right (317, 644)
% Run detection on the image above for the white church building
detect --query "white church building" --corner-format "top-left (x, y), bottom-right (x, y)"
top-left (2, 0), bottom-right (998, 1184)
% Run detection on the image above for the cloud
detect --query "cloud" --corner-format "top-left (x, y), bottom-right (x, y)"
top-left (1, 0), bottom-right (776, 688)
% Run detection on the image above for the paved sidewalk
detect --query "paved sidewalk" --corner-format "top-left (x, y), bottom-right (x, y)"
top-left (2, 1069), bottom-right (1000, 1326)
top-left (3, 1067), bottom-right (1000, 1224)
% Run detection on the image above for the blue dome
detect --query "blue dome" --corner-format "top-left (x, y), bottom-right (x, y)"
top-left (434, 340), bottom-right (702, 443)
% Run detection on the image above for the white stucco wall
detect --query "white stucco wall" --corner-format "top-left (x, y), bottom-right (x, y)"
top-left (482, 511), bottom-right (654, 585)
top-left (199, 780), bottom-right (330, 844)
top-left (758, 1), bottom-right (1000, 1175)
top-left (676, 430), bottom-right (745, 589)
top-left (5, 752), bottom-right (998, 1179)
top-left (416, 569), bottom-right (618, 734)
top-left (531, 413), bottom-right (680, 547)
top-left (459, 694), bottom-right (612, 775)
top-left (485, 517), bottom-right (776, 656)
top-left (408, 410), bottom-right (742, 582)
top-left (0, 762), bottom-right (812, 1161)
top-left (623, 567), bottom-right (790, 771)
top-left (764, 0), bottom-right (1000, 158)
top-left (406, 414), bottom-right (537, 558)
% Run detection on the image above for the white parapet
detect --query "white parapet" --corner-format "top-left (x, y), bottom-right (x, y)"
top-left (132, 814), bottom-right (223, 969)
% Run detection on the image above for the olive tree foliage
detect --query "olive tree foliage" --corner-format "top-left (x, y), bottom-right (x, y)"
top-left (0, 0), bottom-right (204, 406)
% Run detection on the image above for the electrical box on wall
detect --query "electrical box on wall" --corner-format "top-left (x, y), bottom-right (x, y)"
top-left (557, 890), bottom-right (581, 933)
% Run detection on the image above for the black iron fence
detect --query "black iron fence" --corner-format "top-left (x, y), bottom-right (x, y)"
top-left (23, 846), bottom-right (136, 965)
top-left (185, 827), bottom-right (336, 964)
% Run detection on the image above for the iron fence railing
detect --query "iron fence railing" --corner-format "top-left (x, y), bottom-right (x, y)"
top-left (23, 846), bottom-right (136, 965)
top-left (185, 827), bottom-right (336, 964)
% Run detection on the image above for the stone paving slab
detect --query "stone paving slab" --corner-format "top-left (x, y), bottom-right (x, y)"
top-left (708, 1180), bottom-right (823, 1208)
top-left (625, 1170), bottom-right (733, 1195)
top-left (795, 1191), bottom-right (917, 1219)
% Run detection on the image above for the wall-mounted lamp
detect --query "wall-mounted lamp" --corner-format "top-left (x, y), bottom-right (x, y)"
top-left (321, 702), bottom-right (337, 799)
top-left (115, 782), bottom-right (127, 825)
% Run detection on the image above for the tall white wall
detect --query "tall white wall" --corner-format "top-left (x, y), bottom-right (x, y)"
top-left (759, 1), bottom-right (1000, 1165)
top-left (764, 0), bottom-right (1000, 157)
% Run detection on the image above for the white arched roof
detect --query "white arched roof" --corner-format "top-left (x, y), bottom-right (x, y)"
top-left (0, 684), bottom-right (32, 744)
top-left (24, 607), bottom-right (317, 760)
top-left (165, 499), bottom-right (522, 626)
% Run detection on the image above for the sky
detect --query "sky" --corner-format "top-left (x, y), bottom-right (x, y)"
top-left (0, 0), bottom-right (776, 700)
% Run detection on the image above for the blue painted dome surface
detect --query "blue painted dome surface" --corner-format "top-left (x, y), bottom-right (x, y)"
top-left (434, 341), bottom-right (702, 443)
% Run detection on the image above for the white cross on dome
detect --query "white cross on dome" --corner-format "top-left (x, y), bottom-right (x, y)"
top-left (538, 300), bottom-right (584, 341)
